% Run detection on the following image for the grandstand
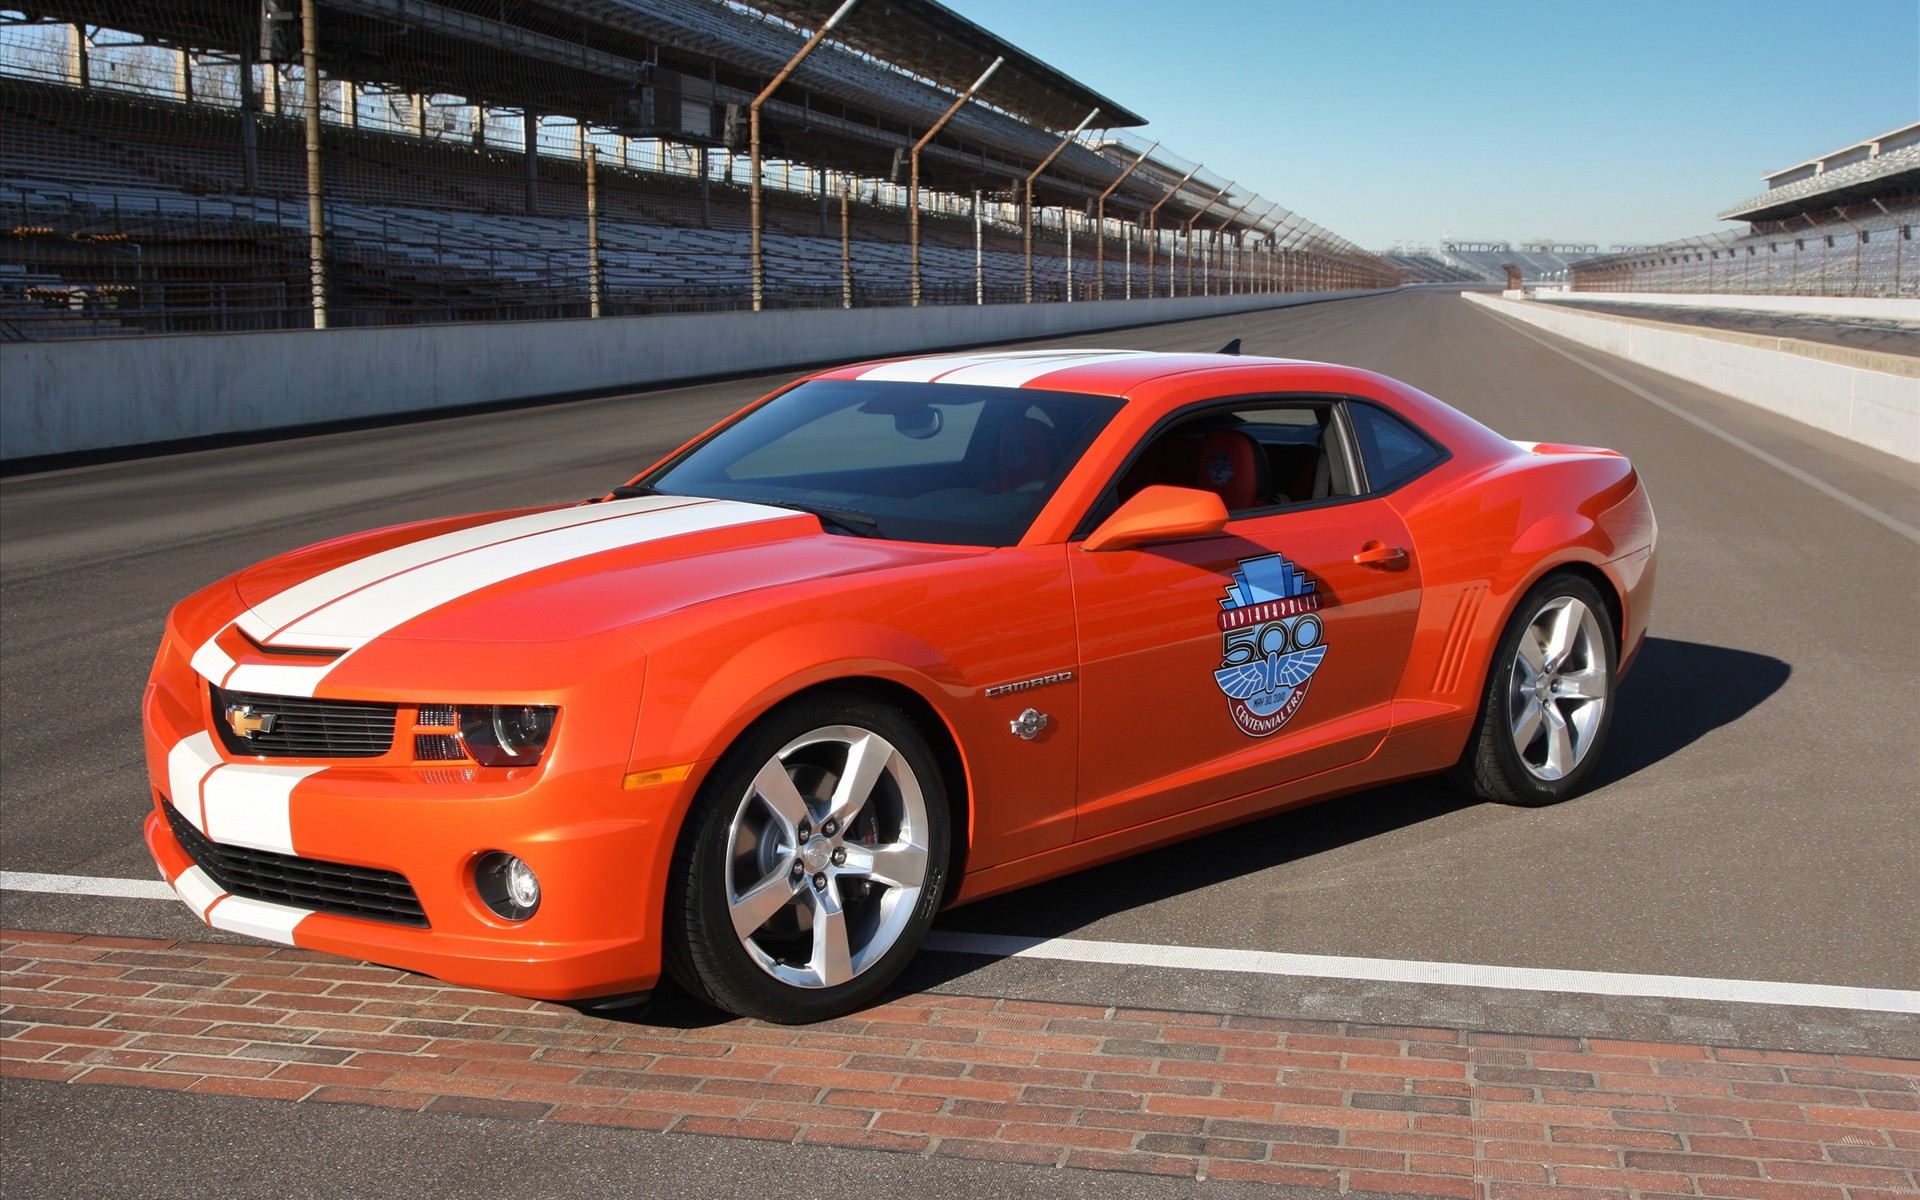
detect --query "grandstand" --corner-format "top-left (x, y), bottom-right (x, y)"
top-left (1568, 123), bottom-right (1918, 297)
top-left (0, 2), bottom-right (1396, 339)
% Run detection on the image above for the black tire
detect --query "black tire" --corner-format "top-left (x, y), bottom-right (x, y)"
top-left (663, 691), bottom-right (951, 1023)
top-left (1450, 572), bottom-right (1618, 807)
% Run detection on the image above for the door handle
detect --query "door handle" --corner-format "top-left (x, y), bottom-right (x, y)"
top-left (1354, 541), bottom-right (1410, 570)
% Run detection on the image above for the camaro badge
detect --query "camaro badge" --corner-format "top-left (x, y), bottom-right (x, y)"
top-left (1213, 554), bottom-right (1327, 738)
top-left (225, 704), bottom-right (276, 740)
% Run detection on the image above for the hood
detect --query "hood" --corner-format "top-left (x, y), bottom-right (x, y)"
top-left (230, 494), bottom-right (981, 651)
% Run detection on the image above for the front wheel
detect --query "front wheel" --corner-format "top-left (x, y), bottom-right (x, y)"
top-left (1451, 573), bottom-right (1617, 806)
top-left (664, 693), bottom-right (950, 1023)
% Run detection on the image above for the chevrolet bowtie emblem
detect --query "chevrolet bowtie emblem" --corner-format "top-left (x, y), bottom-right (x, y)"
top-left (226, 704), bottom-right (277, 739)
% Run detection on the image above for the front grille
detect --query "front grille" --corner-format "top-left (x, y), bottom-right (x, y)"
top-left (165, 800), bottom-right (428, 927)
top-left (210, 685), bottom-right (398, 758)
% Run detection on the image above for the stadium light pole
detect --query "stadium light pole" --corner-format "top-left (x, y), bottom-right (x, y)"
top-left (1094, 139), bottom-right (1156, 301)
top-left (1143, 165), bottom-right (1199, 303)
top-left (750, 0), bottom-right (860, 313)
top-left (1024, 107), bottom-right (1099, 303)
top-left (911, 56), bottom-right (1001, 307)
top-left (300, 0), bottom-right (326, 328)
top-left (1181, 181), bottom-right (1232, 298)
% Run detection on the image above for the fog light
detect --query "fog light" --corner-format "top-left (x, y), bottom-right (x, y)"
top-left (475, 851), bottom-right (540, 921)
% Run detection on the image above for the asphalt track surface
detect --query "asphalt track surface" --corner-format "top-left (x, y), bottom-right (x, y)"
top-left (4, 289), bottom-right (1917, 1195)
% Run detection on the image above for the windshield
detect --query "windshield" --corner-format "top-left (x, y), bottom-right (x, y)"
top-left (643, 379), bottom-right (1123, 547)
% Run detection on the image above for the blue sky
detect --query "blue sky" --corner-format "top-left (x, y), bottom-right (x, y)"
top-left (945, 0), bottom-right (1920, 251)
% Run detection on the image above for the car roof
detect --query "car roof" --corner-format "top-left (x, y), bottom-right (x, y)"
top-left (812, 349), bottom-right (1338, 397)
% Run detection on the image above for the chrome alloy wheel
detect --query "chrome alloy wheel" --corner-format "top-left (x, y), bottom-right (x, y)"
top-left (724, 725), bottom-right (931, 989)
top-left (1507, 595), bottom-right (1609, 782)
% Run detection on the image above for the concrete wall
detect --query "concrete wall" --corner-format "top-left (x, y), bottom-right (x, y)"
top-left (1, 290), bottom-right (1384, 461)
top-left (1539, 291), bottom-right (1920, 323)
top-left (1464, 292), bottom-right (1920, 463)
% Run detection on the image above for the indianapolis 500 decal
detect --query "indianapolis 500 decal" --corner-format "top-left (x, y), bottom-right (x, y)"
top-left (1213, 554), bottom-right (1327, 737)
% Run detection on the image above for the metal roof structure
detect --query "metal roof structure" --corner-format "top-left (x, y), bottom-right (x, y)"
top-left (14, 1), bottom-right (1381, 253)
top-left (743, 0), bottom-right (1145, 130)
top-left (1719, 122), bottom-right (1920, 224)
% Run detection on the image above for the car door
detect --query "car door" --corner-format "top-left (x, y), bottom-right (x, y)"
top-left (1069, 400), bottom-right (1424, 841)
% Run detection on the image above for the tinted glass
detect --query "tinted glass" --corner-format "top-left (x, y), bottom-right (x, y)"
top-left (647, 379), bottom-right (1121, 547)
top-left (1348, 402), bottom-right (1442, 491)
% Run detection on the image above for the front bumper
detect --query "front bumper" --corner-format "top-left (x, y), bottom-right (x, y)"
top-left (141, 631), bottom-right (695, 1002)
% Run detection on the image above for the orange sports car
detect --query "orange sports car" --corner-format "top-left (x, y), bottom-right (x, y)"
top-left (143, 347), bottom-right (1657, 1023)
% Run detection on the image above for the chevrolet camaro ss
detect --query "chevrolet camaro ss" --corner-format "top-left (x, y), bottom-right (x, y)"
top-left (143, 347), bottom-right (1657, 1023)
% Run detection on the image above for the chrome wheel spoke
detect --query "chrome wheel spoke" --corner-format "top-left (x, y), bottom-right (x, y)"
top-left (1554, 665), bottom-right (1606, 701)
top-left (1541, 704), bottom-right (1575, 778)
top-left (1516, 628), bottom-right (1547, 680)
top-left (1511, 695), bottom-right (1544, 754)
top-left (1541, 598), bottom-right (1578, 667)
top-left (839, 841), bottom-right (927, 890)
top-left (806, 885), bottom-right (853, 987)
top-left (730, 866), bottom-right (800, 940)
top-left (750, 759), bottom-right (810, 838)
top-left (826, 732), bottom-right (893, 830)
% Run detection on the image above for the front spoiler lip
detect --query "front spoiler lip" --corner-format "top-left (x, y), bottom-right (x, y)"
top-left (142, 805), bottom-right (659, 1002)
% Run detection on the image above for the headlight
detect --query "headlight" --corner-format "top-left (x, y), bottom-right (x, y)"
top-left (457, 704), bottom-right (557, 767)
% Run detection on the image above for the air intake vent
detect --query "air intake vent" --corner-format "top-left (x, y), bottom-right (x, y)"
top-left (210, 685), bottom-right (398, 758)
top-left (165, 801), bottom-right (427, 927)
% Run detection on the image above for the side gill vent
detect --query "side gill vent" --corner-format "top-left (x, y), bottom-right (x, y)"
top-left (1432, 584), bottom-right (1488, 694)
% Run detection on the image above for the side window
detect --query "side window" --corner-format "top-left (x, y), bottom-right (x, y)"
top-left (1112, 401), bottom-right (1357, 518)
top-left (1347, 403), bottom-right (1442, 492)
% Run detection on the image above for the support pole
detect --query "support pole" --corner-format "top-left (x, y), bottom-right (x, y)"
top-left (239, 43), bottom-right (261, 191)
top-left (973, 188), bottom-right (983, 305)
top-left (840, 180), bottom-right (852, 309)
top-left (1143, 165), bottom-right (1199, 304)
top-left (1210, 194), bottom-right (1258, 296)
top-left (300, 0), bottom-right (326, 328)
top-left (1024, 107), bottom-right (1099, 302)
top-left (586, 148), bottom-right (601, 318)
top-left (69, 23), bottom-right (88, 88)
top-left (911, 57), bottom-right (1001, 306)
top-left (1093, 139), bottom-right (1155, 301)
top-left (751, 0), bottom-right (860, 312)
top-left (522, 111), bottom-right (539, 214)
top-left (1182, 181), bottom-right (1232, 297)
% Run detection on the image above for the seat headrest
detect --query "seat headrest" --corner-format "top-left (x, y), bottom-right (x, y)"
top-left (1195, 429), bottom-right (1265, 511)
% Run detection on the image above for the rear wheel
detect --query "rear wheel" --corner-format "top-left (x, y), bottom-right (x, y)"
top-left (1452, 573), bottom-right (1617, 806)
top-left (665, 693), bottom-right (950, 1023)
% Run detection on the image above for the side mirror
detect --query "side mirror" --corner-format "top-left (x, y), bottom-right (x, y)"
top-left (1082, 485), bottom-right (1229, 552)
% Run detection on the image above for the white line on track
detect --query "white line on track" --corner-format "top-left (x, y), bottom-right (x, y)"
top-left (1472, 301), bottom-right (1920, 546)
top-left (923, 932), bottom-right (1920, 1016)
top-left (4, 871), bottom-right (172, 901)
top-left (9, 871), bottom-right (1917, 1015)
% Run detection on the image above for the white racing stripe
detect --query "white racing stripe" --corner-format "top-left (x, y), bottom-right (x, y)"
top-left (200, 762), bottom-right (323, 855)
top-left (930, 351), bottom-right (1158, 389)
top-left (271, 499), bottom-right (780, 649)
top-left (167, 865), bottom-right (224, 917)
top-left (193, 496), bottom-right (789, 698)
top-left (165, 732), bottom-right (223, 833)
top-left (240, 494), bottom-right (699, 641)
top-left (853, 349), bottom-right (1151, 385)
top-left (7, 871), bottom-right (1914, 1015)
top-left (922, 931), bottom-right (1920, 1015)
top-left (206, 894), bottom-right (310, 945)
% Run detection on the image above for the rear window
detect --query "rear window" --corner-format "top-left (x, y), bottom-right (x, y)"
top-left (1348, 402), bottom-right (1443, 491)
top-left (645, 379), bottom-right (1121, 547)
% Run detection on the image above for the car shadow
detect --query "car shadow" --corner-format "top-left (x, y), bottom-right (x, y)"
top-left (589, 635), bottom-right (1788, 1025)
top-left (1588, 635), bottom-right (1790, 787)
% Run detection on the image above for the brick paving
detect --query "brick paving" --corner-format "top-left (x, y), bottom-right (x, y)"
top-left (3, 929), bottom-right (1917, 1199)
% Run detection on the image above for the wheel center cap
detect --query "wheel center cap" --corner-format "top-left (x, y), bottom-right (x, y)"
top-left (800, 837), bottom-right (833, 874)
